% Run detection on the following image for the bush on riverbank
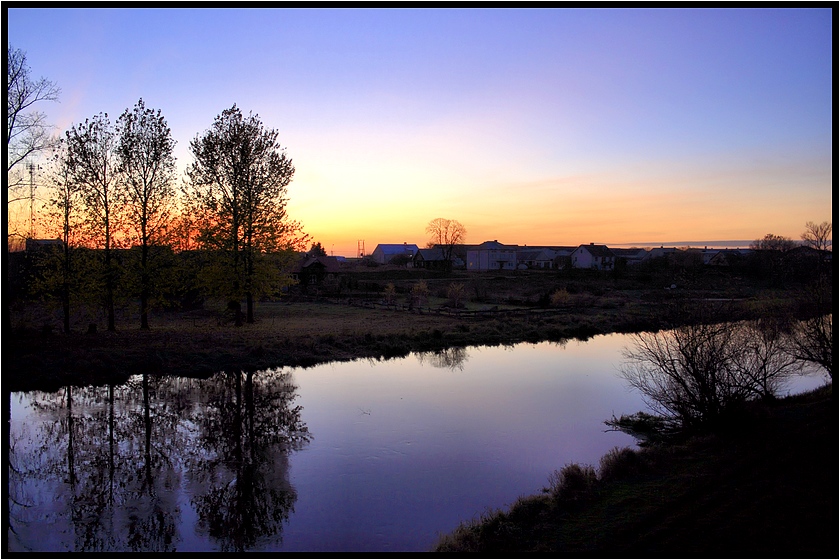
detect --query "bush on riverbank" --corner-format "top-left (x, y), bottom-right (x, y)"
top-left (433, 384), bottom-right (835, 556)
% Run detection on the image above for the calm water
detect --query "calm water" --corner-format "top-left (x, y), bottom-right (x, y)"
top-left (7, 333), bottom-right (827, 552)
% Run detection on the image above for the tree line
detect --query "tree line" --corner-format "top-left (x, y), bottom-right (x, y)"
top-left (7, 46), bottom-right (308, 332)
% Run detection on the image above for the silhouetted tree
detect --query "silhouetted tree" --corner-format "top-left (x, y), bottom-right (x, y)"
top-left (749, 233), bottom-right (796, 285)
top-left (619, 314), bottom-right (803, 431)
top-left (750, 233), bottom-right (796, 252)
top-left (6, 45), bottom-right (60, 334)
top-left (6, 44), bottom-right (60, 188)
top-left (186, 105), bottom-right (303, 324)
top-left (40, 141), bottom-right (83, 332)
top-left (426, 218), bottom-right (466, 274)
top-left (65, 113), bottom-right (122, 331)
top-left (116, 99), bottom-right (177, 329)
top-left (309, 241), bottom-right (327, 257)
top-left (801, 220), bottom-right (832, 282)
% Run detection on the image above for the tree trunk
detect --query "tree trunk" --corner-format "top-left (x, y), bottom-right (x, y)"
top-left (246, 291), bottom-right (254, 324)
top-left (105, 247), bottom-right (116, 332)
top-left (62, 243), bottom-right (71, 333)
top-left (140, 241), bottom-right (149, 330)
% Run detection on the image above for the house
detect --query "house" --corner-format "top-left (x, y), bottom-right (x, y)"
top-left (466, 240), bottom-right (517, 271)
top-left (516, 248), bottom-right (555, 269)
top-left (610, 248), bottom-right (649, 267)
top-left (550, 246), bottom-right (576, 269)
top-left (708, 249), bottom-right (752, 266)
top-left (414, 248), bottom-right (444, 270)
top-left (290, 254), bottom-right (342, 285)
top-left (370, 243), bottom-right (419, 265)
top-left (647, 246), bottom-right (679, 260)
top-left (571, 243), bottom-right (616, 270)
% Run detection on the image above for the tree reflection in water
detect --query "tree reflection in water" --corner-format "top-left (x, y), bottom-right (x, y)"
top-left (415, 347), bottom-right (469, 371)
top-left (187, 368), bottom-right (311, 551)
top-left (7, 368), bottom-right (310, 552)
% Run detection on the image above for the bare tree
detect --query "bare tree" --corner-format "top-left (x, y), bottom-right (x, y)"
top-left (7, 45), bottom-right (61, 188)
top-left (801, 221), bottom-right (832, 252)
top-left (426, 217), bottom-right (466, 273)
top-left (621, 315), bottom-right (816, 433)
top-left (186, 105), bottom-right (299, 324)
top-left (5, 46), bottom-right (60, 333)
top-left (116, 99), bottom-right (177, 330)
top-left (801, 220), bottom-right (832, 281)
top-left (65, 113), bottom-right (122, 332)
top-left (621, 322), bottom-right (748, 431)
top-left (750, 233), bottom-right (795, 252)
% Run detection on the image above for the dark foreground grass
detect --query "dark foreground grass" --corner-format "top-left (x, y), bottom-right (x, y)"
top-left (433, 384), bottom-right (836, 557)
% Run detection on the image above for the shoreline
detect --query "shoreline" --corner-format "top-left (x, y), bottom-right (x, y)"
top-left (5, 293), bottom-right (804, 393)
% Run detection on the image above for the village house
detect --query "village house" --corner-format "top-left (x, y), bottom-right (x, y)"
top-left (289, 254), bottom-right (342, 286)
top-left (516, 247), bottom-right (556, 269)
top-left (571, 243), bottom-right (616, 271)
top-left (609, 247), bottom-right (649, 267)
top-left (370, 243), bottom-right (419, 265)
top-left (467, 240), bottom-right (517, 271)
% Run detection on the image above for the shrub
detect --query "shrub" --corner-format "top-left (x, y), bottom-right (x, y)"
top-left (383, 282), bottom-right (396, 305)
top-left (546, 463), bottom-right (597, 502)
top-left (549, 288), bottom-right (570, 307)
top-left (410, 280), bottom-right (429, 307)
top-left (598, 446), bottom-right (644, 482)
top-left (447, 282), bottom-right (466, 308)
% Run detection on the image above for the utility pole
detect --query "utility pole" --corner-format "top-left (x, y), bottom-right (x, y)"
top-left (27, 162), bottom-right (40, 240)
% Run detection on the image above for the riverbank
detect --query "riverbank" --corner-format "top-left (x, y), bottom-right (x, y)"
top-left (433, 384), bottom-right (835, 556)
top-left (4, 291), bottom-right (808, 392)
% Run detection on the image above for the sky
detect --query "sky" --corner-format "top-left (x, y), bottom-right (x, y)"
top-left (6, 7), bottom-right (834, 256)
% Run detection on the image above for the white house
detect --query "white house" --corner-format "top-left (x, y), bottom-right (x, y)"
top-left (467, 240), bottom-right (517, 271)
top-left (571, 243), bottom-right (616, 270)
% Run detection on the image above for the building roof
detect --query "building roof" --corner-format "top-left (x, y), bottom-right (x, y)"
top-left (517, 249), bottom-right (553, 261)
top-left (372, 243), bottom-right (419, 255)
top-left (475, 240), bottom-right (516, 250)
top-left (290, 254), bottom-right (342, 274)
top-left (415, 248), bottom-right (446, 261)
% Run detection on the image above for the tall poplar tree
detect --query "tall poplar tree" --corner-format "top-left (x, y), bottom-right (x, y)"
top-left (116, 99), bottom-right (176, 329)
top-left (65, 113), bottom-right (121, 332)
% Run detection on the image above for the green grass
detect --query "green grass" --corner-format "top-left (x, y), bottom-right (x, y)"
top-left (433, 384), bottom-right (836, 556)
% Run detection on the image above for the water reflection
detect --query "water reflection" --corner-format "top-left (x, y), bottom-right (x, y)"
top-left (9, 335), bottom-right (826, 553)
top-left (8, 369), bottom-right (309, 552)
top-left (415, 347), bottom-right (470, 370)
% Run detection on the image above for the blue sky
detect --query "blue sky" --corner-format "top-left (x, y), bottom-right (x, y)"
top-left (7, 7), bottom-right (833, 256)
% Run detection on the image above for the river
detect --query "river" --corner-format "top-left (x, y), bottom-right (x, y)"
top-left (6, 333), bottom-right (827, 552)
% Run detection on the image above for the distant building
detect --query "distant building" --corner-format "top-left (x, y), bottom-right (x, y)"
top-left (413, 247), bottom-right (448, 270)
top-left (467, 240), bottom-right (517, 271)
top-left (610, 247), bottom-right (649, 266)
top-left (516, 248), bottom-right (555, 269)
top-left (370, 243), bottom-right (419, 265)
top-left (290, 254), bottom-right (342, 285)
top-left (571, 243), bottom-right (616, 270)
top-left (25, 238), bottom-right (64, 253)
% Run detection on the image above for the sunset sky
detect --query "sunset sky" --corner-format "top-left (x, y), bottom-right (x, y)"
top-left (7, 7), bottom-right (833, 256)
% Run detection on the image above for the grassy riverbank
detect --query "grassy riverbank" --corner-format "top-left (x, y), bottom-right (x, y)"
top-left (4, 281), bottom-right (811, 392)
top-left (433, 384), bottom-right (836, 556)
